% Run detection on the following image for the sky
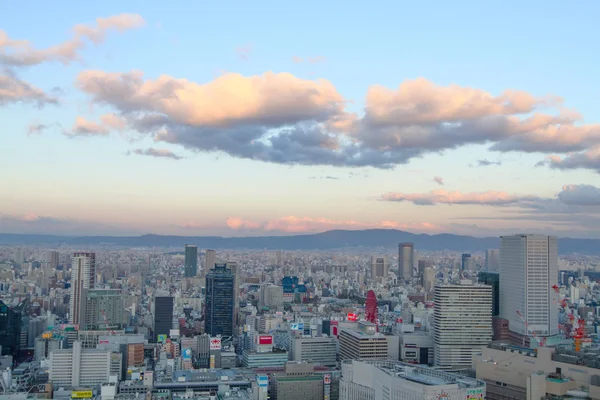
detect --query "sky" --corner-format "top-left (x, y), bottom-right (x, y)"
top-left (1, 1), bottom-right (600, 238)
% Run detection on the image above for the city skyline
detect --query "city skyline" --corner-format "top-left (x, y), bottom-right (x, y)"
top-left (2, 2), bottom-right (600, 238)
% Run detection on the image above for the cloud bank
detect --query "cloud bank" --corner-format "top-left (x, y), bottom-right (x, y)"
top-left (68, 71), bottom-right (600, 171)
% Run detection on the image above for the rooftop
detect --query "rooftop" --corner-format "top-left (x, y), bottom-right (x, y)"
top-left (345, 360), bottom-right (485, 389)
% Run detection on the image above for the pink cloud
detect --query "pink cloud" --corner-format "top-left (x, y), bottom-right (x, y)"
top-left (225, 216), bottom-right (441, 234)
top-left (225, 217), bottom-right (262, 230)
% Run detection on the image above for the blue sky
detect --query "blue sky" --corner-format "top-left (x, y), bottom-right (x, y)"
top-left (2, 1), bottom-right (600, 238)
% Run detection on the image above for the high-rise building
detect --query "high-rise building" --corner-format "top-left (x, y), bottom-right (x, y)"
top-left (259, 285), bottom-right (284, 310)
top-left (205, 264), bottom-right (235, 337)
top-left (500, 234), bottom-right (559, 343)
top-left (70, 252), bottom-right (96, 325)
top-left (81, 289), bottom-right (124, 330)
top-left (226, 261), bottom-right (240, 330)
top-left (47, 251), bottom-right (59, 269)
top-left (423, 267), bottom-right (435, 292)
top-left (399, 243), bottom-right (414, 281)
top-left (184, 244), bottom-right (198, 277)
top-left (153, 296), bottom-right (174, 341)
top-left (370, 256), bottom-right (389, 278)
top-left (204, 249), bottom-right (216, 276)
top-left (461, 253), bottom-right (474, 271)
top-left (486, 249), bottom-right (500, 271)
top-left (0, 299), bottom-right (25, 356)
top-left (433, 281), bottom-right (492, 368)
top-left (478, 271), bottom-right (500, 316)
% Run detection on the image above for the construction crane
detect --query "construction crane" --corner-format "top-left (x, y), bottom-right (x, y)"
top-left (516, 310), bottom-right (545, 347)
top-left (569, 314), bottom-right (587, 352)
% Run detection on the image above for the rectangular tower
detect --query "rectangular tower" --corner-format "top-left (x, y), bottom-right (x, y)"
top-left (370, 256), bottom-right (389, 279)
top-left (205, 263), bottom-right (235, 337)
top-left (184, 244), bottom-right (198, 277)
top-left (204, 249), bottom-right (216, 276)
top-left (433, 281), bottom-right (492, 368)
top-left (500, 235), bottom-right (558, 340)
top-left (399, 243), bottom-right (414, 281)
top-left (154, 296), bottom-right (174, 341)
top-left (70, 252), bottom-right (96, 325)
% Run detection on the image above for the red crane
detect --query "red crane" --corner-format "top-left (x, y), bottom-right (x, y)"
top-left (569, 314), bottom-right (587, 352)
top-left (365, 290), bottom-right (378, 331)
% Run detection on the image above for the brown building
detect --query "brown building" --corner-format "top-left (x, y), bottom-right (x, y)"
top-left (492, 316), bottom-right (510, 341)
top-left (127, 343), bottom-right (144, 367)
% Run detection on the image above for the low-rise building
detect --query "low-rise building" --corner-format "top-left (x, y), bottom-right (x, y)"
top-left (340, 359), bottom-right (486, 399)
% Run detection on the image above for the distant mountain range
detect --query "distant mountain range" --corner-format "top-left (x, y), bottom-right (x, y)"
top-left (1, 229), bottom-right (599, 255)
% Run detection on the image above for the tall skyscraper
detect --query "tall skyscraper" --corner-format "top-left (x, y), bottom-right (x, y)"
top-left (227, 261), bottom-right (240, 330)
top-left (433, 281), bottom-right (492, 368)
top-left (485, 249), bottom-right (500, 271)
top-left (47, 251), bottom-right (59, 269)
top-left (478, 272), bottom-right (500, 316)
top-left (204, 249), bottom-right (216, 276)
top-left (69, 252), bottom-right (96, 325)
top-left (205, 263), bottom-right (235, 337)
top-left (154, 296), bottom-right (174, 341)
top-left (370, 256), bottom-right (389, 278)
top-left (423, 267), bottom-right (435, 292)
top-left (461, 253), bottom-right (472, 271)
top-left (0, 299), bottom-right (25, 356)
top-left (399, 243), bottom-right (414, 281)
top-left (500, 235), bottom-right (559, 342)
top-left (184, 244), bottom-right (198, 277)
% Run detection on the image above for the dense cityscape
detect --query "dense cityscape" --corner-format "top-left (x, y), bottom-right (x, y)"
top-left (3, 2), bottom-right (600, 400)
top-left (0, 236), bottom-right (599, 399)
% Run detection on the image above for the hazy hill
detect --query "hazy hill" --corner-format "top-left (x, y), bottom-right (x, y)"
top-left (1, 229), bottom-right (599, 254)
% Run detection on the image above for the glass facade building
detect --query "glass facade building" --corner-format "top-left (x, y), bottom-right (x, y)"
top-left (205, 264), bottom-right (235, 337)
top-left (0, 299), bottom-right (25, 356)
top-left (184, 244), bottom-right (198, 277)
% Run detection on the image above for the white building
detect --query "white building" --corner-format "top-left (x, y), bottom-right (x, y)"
top-left (399, 243), bottom-right (414, 281)
top-left (291, 336), bottom-right (338, 367)
top-left (69, 253), bottom-right (95, 325)
top-left (433, 281), bottom-right (492, 368)
top-left (259, 285), bottom-right (283, 310)
top-left (49, 341), bottom-right (121, 387)
top-left (423, 266), bottom-right (435, 292)
top-left (500, 234), bottom-right (559, 341)
top-left (340, 360), bottom-right (486, 400)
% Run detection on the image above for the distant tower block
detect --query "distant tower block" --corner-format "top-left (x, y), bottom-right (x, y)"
top-left (365, 290), bottom-right (378, 329)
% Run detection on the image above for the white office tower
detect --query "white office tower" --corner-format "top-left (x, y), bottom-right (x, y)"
top-left (399, 243), bottom-right (414, 281)
top-left (486, 249), bottom-right (500, 271)
top-left (49, 341), bottom-right (121, 386)
top-left (370, 255), bottom-right (389, 279)
top-left (433, 281), bottom-right (492, 368)
top-left (500, 235), bottom-right (559, 343)
top-left (69, 252), bottom-right (96, 325)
